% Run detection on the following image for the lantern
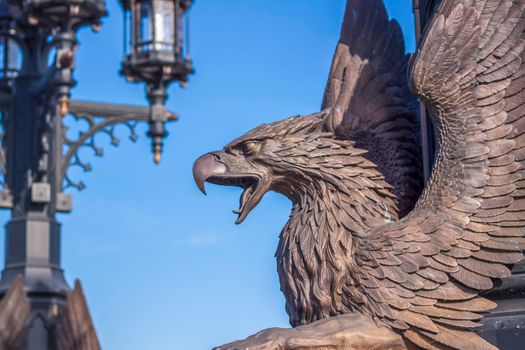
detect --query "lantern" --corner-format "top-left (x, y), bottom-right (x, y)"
top-left (121, 0), bottom-right (192, 84)
top-left (0, 2), bottom-right (21, 82)
top-left (120, 0), bottom-right (193, 163)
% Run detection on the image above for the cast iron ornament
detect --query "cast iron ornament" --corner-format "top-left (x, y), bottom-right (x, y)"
top-left (194, 0), bottom-right (525, 349)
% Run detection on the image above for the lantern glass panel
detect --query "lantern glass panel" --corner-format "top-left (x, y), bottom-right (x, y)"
top-left (137, 1), bottom-right (153, 52)
top-left (134, 0), bottom-right (175, 54)
top-left (0, 38), bottom-right (21, 79)
top-left (154, 0), bottom-right (174, 52)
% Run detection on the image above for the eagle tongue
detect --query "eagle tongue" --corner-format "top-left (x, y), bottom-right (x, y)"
top-left (233, 186), bottom-right (253, 215)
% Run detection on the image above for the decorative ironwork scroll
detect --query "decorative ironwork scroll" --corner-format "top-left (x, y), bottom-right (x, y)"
top-left (62, 100), bottom-right (177, 191)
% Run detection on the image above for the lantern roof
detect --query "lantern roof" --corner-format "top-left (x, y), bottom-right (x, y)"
top-left (11, 0), bottom-right (107, 29)
top-left (0, 2), bottom-right (21, 22)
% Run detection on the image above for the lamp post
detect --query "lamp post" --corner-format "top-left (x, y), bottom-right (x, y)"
top-left (0, 0), bottom-right (193, 347)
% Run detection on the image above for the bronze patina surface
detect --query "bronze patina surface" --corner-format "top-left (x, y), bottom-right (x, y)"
top-left (194, 0), bottom-right (525, 349)
top-left (57, 281), bottom-right (101, 350)
top-left (0, 276), bottom-right (29, 349)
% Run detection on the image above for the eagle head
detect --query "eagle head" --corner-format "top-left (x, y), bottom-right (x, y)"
top-left (193, 110), bottom-right (379, 224)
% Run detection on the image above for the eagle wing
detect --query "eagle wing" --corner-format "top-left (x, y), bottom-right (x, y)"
top-left (58, 280), bottom-right (101, 350)
top-left (350, 1), bottom-right (525, 349)
top-left (0, 276), bottom-right (29, 349)
top-left (322, 0), bottom-right (423, 216)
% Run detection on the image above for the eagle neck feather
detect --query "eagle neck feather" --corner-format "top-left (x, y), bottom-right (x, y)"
top-left (275, 166), bottom-right (397, 326)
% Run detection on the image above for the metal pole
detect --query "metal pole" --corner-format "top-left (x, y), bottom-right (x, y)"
top-left (0, 1), bottom-right (188, 347)
top-left (413, 0), bottom-right (437, 183)
top-left (0, 73), bottom-right (69, 348)
top-left (0, 25), bottom-right (71, 345)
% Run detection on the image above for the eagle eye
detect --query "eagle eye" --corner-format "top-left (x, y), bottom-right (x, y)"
top-left (239, 141), bottom-right (260, 156)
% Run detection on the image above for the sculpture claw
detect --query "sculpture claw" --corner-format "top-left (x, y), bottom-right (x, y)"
top-left (212, 314), bottom-right (407, 350)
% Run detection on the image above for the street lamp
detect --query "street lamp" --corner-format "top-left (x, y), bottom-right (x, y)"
top-left (121, 0), bottom-right (193, 162)
top-left (0, 37), bottom-right (21, 79)
top-left (0, 2), bottom-right (21, 82)
top-left (0, 0), bottom-right (193, 346)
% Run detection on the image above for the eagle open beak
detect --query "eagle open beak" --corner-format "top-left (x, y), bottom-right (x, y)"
top-left (193, 153), bottom-right (227, 195)
top-left (193, 152), bottom-right (267, 224)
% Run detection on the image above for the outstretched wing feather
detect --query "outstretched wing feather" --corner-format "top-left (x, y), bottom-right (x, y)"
top-left (349, 1), bottom-right (525, 349)
top-left (322, 0), bottom-right (423, 216)
top-left (58, 280), bottom-right (101, 350)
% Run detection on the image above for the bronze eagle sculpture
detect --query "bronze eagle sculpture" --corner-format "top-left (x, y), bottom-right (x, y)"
top-left (193, 0), bottom-right (525, 349)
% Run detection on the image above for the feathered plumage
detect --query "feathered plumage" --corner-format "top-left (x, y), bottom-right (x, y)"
top-left (57, 280), bottom-right (100, 350)
top-left (322, 0), bottom-right (423, 216)
top-left (0, 276), bottom-right (29, 350)
top-left (194, 0), bottom-right (525, 349)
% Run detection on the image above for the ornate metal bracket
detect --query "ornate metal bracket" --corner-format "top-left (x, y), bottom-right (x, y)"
top-left (61, 99), bottom-right (177, 192)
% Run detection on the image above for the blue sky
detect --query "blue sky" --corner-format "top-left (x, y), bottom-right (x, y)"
top-left (1, 1), bottom-right (416, 349)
